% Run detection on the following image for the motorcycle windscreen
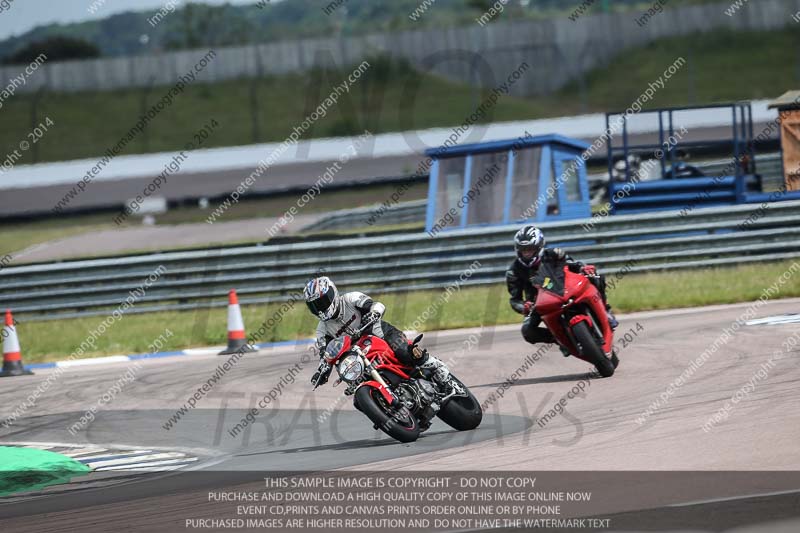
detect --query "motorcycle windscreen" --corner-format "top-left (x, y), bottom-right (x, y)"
top-left (530, 260), bottom-right (567, 296)
top-left (324, 336), bottom-right (348, 363)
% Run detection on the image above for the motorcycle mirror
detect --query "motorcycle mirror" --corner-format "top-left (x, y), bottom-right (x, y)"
top-left (412, 333), bottom-right (424, 345)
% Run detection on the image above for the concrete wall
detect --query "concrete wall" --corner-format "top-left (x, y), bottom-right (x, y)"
top-left (2, 0), bottom-right (799, 97)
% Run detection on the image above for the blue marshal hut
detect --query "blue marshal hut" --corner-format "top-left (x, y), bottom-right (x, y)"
top-left (425, 134), bottom-right (592, 235)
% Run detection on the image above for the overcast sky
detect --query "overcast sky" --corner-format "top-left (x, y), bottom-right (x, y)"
top-left (0, 0), bottom-right (266, 40)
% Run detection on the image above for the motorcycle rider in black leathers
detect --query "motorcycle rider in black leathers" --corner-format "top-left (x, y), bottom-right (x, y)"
top-left (507, 225), bottom-right (618, 348)
top-left (304, 276), bottom-right (451, 387)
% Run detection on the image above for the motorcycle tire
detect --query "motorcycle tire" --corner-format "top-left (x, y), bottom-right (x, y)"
top-left (355, 386), bottom-right (420, 443)
top-left (437, 376), bottom-right (483, 431)
top-left (572, 321), bottom-right (615, 377)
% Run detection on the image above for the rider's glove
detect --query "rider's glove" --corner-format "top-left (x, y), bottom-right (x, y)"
top-left (552, 248), bottom-right (566, 261)
top-left (523, 301), bottom-right (534, 316)
top-left (311, 361), bottom-right (331, 387)
top-left (581, 264), bottom-right (597, 277)
top-left (363, 311), bottom-right (381, 326)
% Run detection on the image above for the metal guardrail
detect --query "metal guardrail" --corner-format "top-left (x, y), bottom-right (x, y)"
top-left (2, 200), bottom-right (800, 321)
top-left (311, 200), bottom-right (427, 231)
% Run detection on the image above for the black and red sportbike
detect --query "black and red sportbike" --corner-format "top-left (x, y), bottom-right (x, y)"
top-left (313, 325), bottom-right (482, 443)
top-left (532, 258), bottom-right (619, 377)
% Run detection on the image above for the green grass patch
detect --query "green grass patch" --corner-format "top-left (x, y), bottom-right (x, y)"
top-left (16, 259), bottom-right (800, 364)
top-left (0, 61), bottom-right (536, 165)
top-left (551, 28), bottom-right (800, 113)
top-left (608, 259), bottom-right (800, 312)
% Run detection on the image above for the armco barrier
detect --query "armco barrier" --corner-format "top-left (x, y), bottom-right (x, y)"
top-left (1, 200), bottom-right (799, 321)
top-left (310, 200), bottom-right (427, 231)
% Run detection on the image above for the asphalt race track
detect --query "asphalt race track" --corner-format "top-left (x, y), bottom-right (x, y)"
top-left (1, 298), bottom-right (799, 532)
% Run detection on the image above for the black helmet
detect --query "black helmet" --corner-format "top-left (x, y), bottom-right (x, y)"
top-left (514, 225), bottom-right (545, 267)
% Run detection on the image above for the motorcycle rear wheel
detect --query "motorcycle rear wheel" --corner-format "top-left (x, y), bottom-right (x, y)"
top-left (437, 376), bottom-right (483, 431)
top-left (355, 386), bottom-right (421, 443)
top-left (572, 321), bottom-right (615, 377)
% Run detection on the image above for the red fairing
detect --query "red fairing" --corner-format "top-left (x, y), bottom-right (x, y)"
top-left (534, 267), bottom-right (614, 362)
top-left (357, 335), bottom-right (391, 355)
top-left (534, 289), bottom-right (566, 317)
top-left (357, 335), bottom-right (412, 380)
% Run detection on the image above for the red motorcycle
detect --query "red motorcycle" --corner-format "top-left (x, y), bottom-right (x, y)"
top-left (532, 259), bottom-right (619, 377)
top-left (313, 324), bottom-right (482, 443)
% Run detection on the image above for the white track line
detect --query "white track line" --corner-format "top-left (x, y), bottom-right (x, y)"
top-left (56, 356), bottom-right (130, 367)
top-left (746, 314), bottom-right (800, 325)
top-left (182, 347), bottom-right (225, 356)
top-left (96, 457), bottom-right (199, 472)
top-left (82, 452), bottom-right (187, 469)
top-left (2, 441), bottom-right (107, 449)
top-left (100, 465), bottom-right (185, 473)
top-left (59, 448), bottom-right (115, 458)
top-left (71, 450), bottom-right (154, 461)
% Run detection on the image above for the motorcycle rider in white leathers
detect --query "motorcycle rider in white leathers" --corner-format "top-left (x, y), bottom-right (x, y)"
top-left (304, 276), bottom-right (450, 387)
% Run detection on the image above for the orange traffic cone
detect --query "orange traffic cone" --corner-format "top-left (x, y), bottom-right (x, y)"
top-left (1, 310), bottom-right (33, 377)
top-left (219, 290), bottom-right (256, 355)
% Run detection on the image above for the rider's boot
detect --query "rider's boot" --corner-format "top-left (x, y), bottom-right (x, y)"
top-left (537, 329), bottom-right (569, 357)
top-left (419, 354), bottom-right (451, 384)
top-left (540, 329), bottom-right (557, 344)
top-left (605, 304), bottom-right (619, 330)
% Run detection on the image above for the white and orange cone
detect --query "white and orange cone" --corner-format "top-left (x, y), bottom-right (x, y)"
top-left (1, 310), bottom-right (33, 377)
top-left (219, 290), bottom-right (256, 355)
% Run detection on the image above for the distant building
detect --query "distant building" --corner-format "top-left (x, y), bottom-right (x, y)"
top-left (425, 134), bottom-right (591, 235)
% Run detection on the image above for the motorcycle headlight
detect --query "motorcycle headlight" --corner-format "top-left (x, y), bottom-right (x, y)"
top-left (337, 354), bottom-right (364, 383)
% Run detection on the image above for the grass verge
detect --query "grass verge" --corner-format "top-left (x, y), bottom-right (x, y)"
top-left (15, 259), bottom-right (800, 364)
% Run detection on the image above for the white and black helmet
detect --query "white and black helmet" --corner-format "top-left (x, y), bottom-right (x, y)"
top-left (304, 276), bottom-right (341, 320)
top-left (514, 225), bottom-right (545, 267)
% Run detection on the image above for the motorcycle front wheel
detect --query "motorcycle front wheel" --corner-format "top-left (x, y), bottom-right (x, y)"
top-left (355, 386), bottom-right (421, 443)
top-left (572, 321), bottom-right (615, 377)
